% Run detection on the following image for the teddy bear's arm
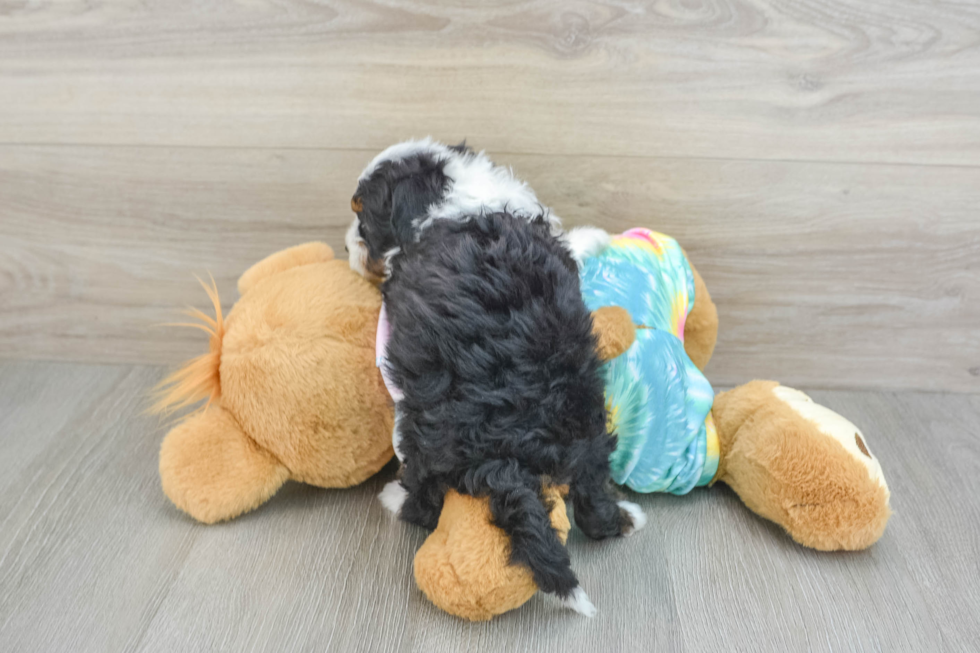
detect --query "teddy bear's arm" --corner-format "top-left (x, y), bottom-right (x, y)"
top-left (682, 258), bottom-right (718, 371)
top-left (591, 306), bottom-right (636, 361)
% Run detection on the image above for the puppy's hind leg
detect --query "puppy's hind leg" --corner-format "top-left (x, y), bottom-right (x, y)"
top-left (379, 411), bottom-right (444, 530)
top-left (396, 467), bottom-right (445, 531)
top-left (570, 436), bottom-right (646, 539)
top-left (379, 404), bottom-right (409, 515)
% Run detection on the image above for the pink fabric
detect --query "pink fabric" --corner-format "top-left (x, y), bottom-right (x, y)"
top-left (376, 302), bottom-right (404, 402)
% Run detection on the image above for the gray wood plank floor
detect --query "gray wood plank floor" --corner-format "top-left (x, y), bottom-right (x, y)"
top-left (1, 360), bottom-right (977, 653)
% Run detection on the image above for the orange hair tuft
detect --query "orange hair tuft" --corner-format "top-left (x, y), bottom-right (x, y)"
top-left (150, 274), bottom-right (224, 417)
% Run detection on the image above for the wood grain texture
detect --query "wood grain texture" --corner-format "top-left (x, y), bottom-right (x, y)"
top-left (1, 361), bottom-right (978, 652)
top-left (1, 0), bottom-right (980, 164)
top-left (2, 145), bottom-right (978, 391)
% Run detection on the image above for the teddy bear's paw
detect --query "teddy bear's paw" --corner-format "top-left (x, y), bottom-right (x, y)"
top-left (560, 586), bottom-right (597, 617)
top-left (618, 500), bottom-right (647, 536)
top-left (379, 481), bottom-right (408, 516)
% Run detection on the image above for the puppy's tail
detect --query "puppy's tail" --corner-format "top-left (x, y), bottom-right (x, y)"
top-left (150, 275), bottom-right (224, 417)
top-left (463, 460), bottom-right (596, 617)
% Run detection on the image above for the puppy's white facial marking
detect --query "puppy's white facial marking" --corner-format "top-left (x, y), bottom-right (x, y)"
top-left (379, 481), bottom-right (407, 516)
top-left (561, 587), bottom-right (597, 617)
top-left (346, 217), bottom-right (370, 278)
top-left (618, 500), bottom-right (647, 536)
top-left (564, 226), bottom-right (611, 267)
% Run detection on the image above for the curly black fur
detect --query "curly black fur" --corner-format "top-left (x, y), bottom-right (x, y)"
top-left (383, 212), bottom-right (634, 599)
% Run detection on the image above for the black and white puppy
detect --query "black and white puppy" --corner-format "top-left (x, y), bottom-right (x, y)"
top-left (380, 212), bottom-right (643, 616)
top-left (346, 137), bottom-right (561, 281)
top-left (348, 140), bottom-right (644, 616)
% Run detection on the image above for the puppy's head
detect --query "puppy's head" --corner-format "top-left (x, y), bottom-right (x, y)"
top-left (347, 139), bottom-right (469, 280)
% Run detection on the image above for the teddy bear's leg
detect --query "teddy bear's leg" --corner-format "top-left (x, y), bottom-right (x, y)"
top-left (682, 259), bottom-right (718, 371)
top-left (413, 486), bottom-right (573, 621)
top-left (710, 381), bottom-right (891, 550)
top-left (159, 405), bottom-right (290, 524)
top-left (569, 436), bottom-right (647, 539)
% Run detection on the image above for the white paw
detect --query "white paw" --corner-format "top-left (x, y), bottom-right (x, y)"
top-left (378, 481), bottom-right (407, 516)
top-left (561, 586), bottom-right (597, 617)
top-left (618, 500), bottom-right (647, 536)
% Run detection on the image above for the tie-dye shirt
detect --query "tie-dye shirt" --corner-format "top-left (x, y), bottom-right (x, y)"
top-left (579, 228), bottom-right (719, 495)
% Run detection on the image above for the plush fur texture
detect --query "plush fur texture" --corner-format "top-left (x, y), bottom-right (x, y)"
top-left (384, 212), bottom-right (636, 602)
top-left (347, 138), bottom-right (560, 281)
top-left (590, 306), bottom-right (636, 361)
top-left (414, 486), bottom-right (571, 621)
top-left (159, 405), bottom-right (289, 524)
top-left (712, 381), bottom-right (891, 551)
top-left (682, 258), bottom-right (718, 371)
top-left (154, 242), bottom-right (395, 523)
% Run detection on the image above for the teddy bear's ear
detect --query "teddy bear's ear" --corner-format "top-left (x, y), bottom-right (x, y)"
top-left (237, 242), bottom-right (335, 295)
top-left (159, 405), bottom-right (289, 523)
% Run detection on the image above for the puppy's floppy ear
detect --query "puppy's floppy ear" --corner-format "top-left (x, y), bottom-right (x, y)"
top-left (390, 171), bottom-right (446, 246)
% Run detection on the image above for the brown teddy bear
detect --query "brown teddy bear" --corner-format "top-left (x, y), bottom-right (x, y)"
top-left (154, 242), bottom-right (394, 524)
top-left (154, 234), bottom-right (890, 621)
